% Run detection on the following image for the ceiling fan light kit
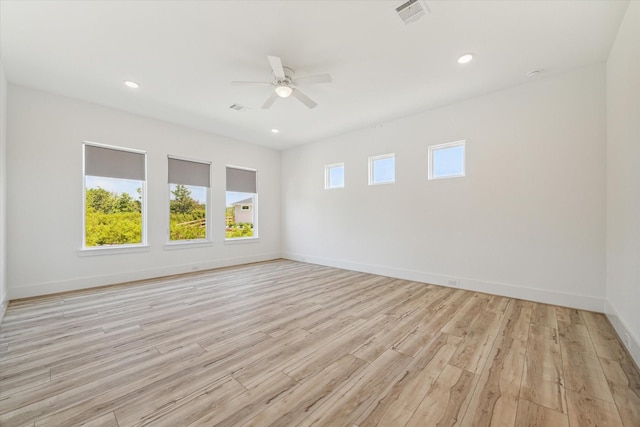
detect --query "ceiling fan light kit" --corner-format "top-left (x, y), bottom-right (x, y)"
top-left (275, 85), bottom-right (293, 98)
top-left (231, 55), bottom-right (332, 109)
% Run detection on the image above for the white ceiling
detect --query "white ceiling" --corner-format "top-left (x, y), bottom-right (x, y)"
top-left (0, 0), bottom-right (629, 150)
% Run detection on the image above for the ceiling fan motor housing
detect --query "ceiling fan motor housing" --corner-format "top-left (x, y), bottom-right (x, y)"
top-left (277, 66), bottom-right (295, 85)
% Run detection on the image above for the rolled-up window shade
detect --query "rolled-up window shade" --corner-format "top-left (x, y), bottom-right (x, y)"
top-left (226, 167), bottom-right (257, 193)
top-left (85, 144), bottom-right (145, 180)
top-left (168, 158), bottom-right (210, 187)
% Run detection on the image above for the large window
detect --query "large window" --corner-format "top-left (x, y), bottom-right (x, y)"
top-left (369, 153), bottom-right (395, 185)
top-left (226, 166), bottom-right (257, 240)
top-left (428, 140), bottom-right (465, 180)
top-left (168, 156), bottom-right (210, 242)
top-left (325, 163), bottom-right (345, 189)
top-left (83, 143), bottom-right (146, 248)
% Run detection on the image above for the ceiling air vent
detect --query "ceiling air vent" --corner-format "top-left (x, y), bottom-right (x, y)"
top-left (229, 103), bottom-right (249, 112)
top-left (396, 0), bottom-right (429, 24)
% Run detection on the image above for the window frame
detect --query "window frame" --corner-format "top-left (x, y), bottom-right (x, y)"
top-left (81, 141), bottom-right (148, 252)
top-left (428, 140), bottom-right (466, 180)
top-left (166, 155), bottom-right (212, 246)
top-left (324, 162), bottom-right (345, 190)
top-left (368, 153), bottom-right (396, 186)
top-left (225, 165), bottom-right (259, 242)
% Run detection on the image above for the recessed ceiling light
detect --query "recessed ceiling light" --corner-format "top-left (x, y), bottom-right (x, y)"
top-left (457, 53), bottom-right (474, 64)
top-left (124, 80), bottom-right (139, 89)
top-left (271, 129), bottom-right (280, 134)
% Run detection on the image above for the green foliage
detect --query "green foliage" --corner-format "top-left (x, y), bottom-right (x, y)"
top-left (85, 186), bottom-right (142, 246)
top-left (169, 185), bottom-right (207, 240)
top-left (226, 222), bottom-right (253, 239)
top-left (169, 209), bottom-right (206, 240)
top-left (85, 209), bottom-right (142, 246)
top-left (226, 206), bottom-right (235, 221)
top-left (85, 184), bottom-right (209, 245)
top-left (115, 192), bottom-right (137, 213)
top-left (170, 184), bottom-right (200, 214)
top-left (86, 187), bottom-right (141, 215)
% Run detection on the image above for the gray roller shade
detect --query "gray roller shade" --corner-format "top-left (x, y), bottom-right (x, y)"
top-left (85, 144), bottom-right (145, 180)
top-left (168, 157), bottom-right (210, 187)
top-left (226, 167), bottom-right (256, 193)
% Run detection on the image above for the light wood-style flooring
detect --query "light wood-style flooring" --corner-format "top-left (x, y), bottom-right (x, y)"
top-left (1, 260), bottom-right (639, 426)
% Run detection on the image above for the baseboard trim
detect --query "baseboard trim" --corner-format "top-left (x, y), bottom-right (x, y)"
top-left (0, 295), bottom-right (7, 327)
top-left (605, 300), bottom-right (640, 369)
top-left (7, 253), bottom-right (281, 300)
top-left (282, 252), bottom-right (605, 312)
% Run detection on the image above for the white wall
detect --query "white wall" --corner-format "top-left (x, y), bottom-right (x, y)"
top-left (282, 64), bottom-right (607, 312)
top-left (0, 63), bottom-right (7, 319)
top-left (6, 85), bottom-right (281, 299)
top-left (606, 1), bottom-right (640, 365)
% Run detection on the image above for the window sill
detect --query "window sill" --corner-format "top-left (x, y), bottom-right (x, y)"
top-left (224, 237), bottom-right (260, 245)
top-left (164, 240), bottom-right (213, 250)
top-left (78, 244), bottom-right (150, 257)
top-left (428, 173), bottom-right (465, 180)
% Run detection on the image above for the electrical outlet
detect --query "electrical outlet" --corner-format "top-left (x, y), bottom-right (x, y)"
top-left (624, 332), bottom-right (631, 347)
top-left (447, 280), bottom-right (457, 287)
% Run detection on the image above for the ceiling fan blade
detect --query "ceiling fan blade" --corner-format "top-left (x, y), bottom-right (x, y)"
top-left (292, 73), bottom-right (332, 85)
top-left (231, 81), bottom-right (272, 86)
top-left (291, 88), bottom-right (317, 109)
top-left (267, 55), bottom-right (286, 80)
top-left (262, 91), bottom-right (279, 109)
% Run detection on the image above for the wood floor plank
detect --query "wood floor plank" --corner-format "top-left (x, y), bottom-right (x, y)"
top-left (0, 347), bottom-right (161, 415)
top-left (1, 344), bottom-right (205, 426)
top-left (520, 324), bottom-right (566, 413)
top-left (559, 320), bottom-right (615, 403)
top-left (357, 333), bottom-right (463, 427)
top-left (188, 372), bottom-right (298, 426)
top-left (599, 358), bottom-right (640, 427)
top-left (582, 311), bottom-right (629, 362)
top-left (555, 307), bottom-right (584, 325)
top-left (405, 363), bottom-right (477, 427)
top-left (350, 309), bottom-right (424, 363)
top-left (449, 310), bottom-right (503, 374)
top-left (459, 300), bottom-right (531, 427)
top-left (0, 260), bottom-right (636, 427)
top-left (392, 289), bottom-right (469, 357)
top-left (514, 399), bottom-right (568, 427)
top-left (0, 368), bottom-right (51, 398)
top-left (531, 303), bottom-right (558, 329)
top-left (80, 411), bottom-right (119, 427)
top-left (233, 317), bottom-right (362, 389)
top-left (242, 354), bottom-right (366, 427)
top-left (486, 295), bottom-right (510, 314)
top-left (566, 389), bottom-right (623, 427)
top-left (299, 349), bottom-right (412, 426)
top-left (282, 314), bottom-right (392, 382)
top-left (129, 375), bottom-right (246, 427)
top-left (440, 293), bottom-right (492, 338)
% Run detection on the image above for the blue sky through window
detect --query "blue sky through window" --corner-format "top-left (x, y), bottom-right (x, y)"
top-left (329, 165), bottom-right (344, 188)
top-left (169, 184), bottom-right (207, 203)
top-left (86, 177), bottom-right (209, 203)
top-left (433, 145), bottom-right (464, 178)
top-left (226, 191), bottom-right (254, 207)
top-left (86, 176), bottom-right (143, 198)
top-left (372, 156), bottom-right (395, 184)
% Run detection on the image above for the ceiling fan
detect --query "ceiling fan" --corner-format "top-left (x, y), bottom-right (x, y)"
top-left (231, 55), bottom-right (332, 109)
